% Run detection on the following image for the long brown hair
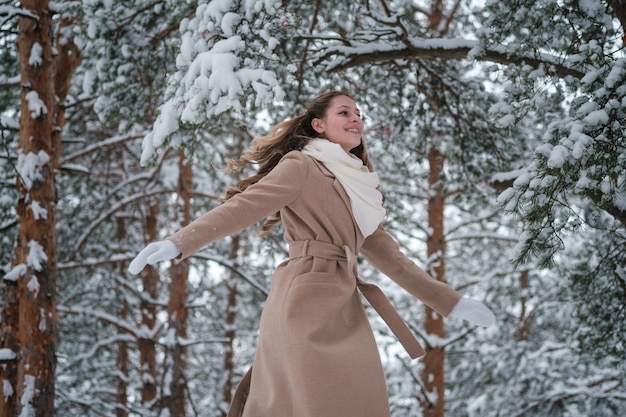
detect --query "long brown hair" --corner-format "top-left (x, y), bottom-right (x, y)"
top-left (223, 90), bottom-right (373, 236)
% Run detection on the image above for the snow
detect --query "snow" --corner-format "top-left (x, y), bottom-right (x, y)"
top-left (141, 100), bottom-right (181, 165)
top-left (570, 131), bottom-right (592, 159)
top-left (29, 42), bottom-right (42, 67)
top-left (0, 114), bottom-right (19, 130)
top-left (491, 168), bottom-right (526, 184)
top-left (24, 91), bottom-right (48, 119)
top-left (547, 145), bottom-right (569, 168)
top-left (18, 375), bottom-right (36, 417)
top-left (26, 276), bottom-right (40, 295)
top-left (583, 109), bottom-right (609, 126)
top-left (3, 378), bottom-right (14, 398)
top-left (27, 240), bottom-right (47, 272)
top-left (221, 12), bottom-right (241, 37)
top-left (605, 61), bottom-right (624, 89)
top-left (575, 101), bottom-right (598, 116)
top-left (0, 349), bottom-right (16, 361)
top-left (30, 201), bottom-right (47, 221)
top-left (497, 114), bottom-right (515, 127)
top-left (4, 264), bottom-right (27, 282)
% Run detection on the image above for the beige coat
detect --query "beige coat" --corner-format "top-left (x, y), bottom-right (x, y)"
top-left (169, 151), bottom-right (462, 417)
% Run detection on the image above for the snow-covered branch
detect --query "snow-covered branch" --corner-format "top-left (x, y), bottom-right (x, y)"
top-left (60, 133), bottom-right (146, 165)
top-left (317, 38), bottom-right (586, 80)
top-left (58, 305), bottom-right (163, 340)
top-left (192, 252), bottom-right (269, 296)
top-left (65, 189), bottom-right (179, 262)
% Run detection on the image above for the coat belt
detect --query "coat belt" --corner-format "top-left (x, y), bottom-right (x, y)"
top-left (289, 240), bottom-right (425, 359)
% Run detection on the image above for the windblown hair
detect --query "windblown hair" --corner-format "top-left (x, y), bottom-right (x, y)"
top-left (223, 90), bottom-right (373, 236)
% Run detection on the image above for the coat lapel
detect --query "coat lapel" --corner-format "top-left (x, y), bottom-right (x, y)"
top-left (307, 156), bottom-right (363, 241)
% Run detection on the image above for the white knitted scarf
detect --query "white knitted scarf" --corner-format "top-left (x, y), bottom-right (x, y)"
top-left (302, 139), bottom-right (386, 237)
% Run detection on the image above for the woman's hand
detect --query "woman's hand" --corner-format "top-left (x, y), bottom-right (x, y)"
top-left (449, 297), bottom-right (496, 327)
top-left (128, 240), bottom-right (181, 274)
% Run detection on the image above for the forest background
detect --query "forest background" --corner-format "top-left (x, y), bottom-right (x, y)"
top-left (1, 0), bottom-right (625, 416)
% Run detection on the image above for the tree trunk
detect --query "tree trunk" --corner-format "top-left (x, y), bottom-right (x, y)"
top-left (518, 270), bottom-right (529, 341)
top-left (116, 217), bottom-right (130, 417)
top-left (421, 146), bottom-right (447, 417)
top-left (221, 235), bottom-right (241, 416)
top-left (0, 2), bottom-right (76, 416)
top-left (116, 301), bottom-right (130, 417)
top-left (139, 203), bottom-right (160, 407)
top-left (164, 150), bottom-right (192, 416)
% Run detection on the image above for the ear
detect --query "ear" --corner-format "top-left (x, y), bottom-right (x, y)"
top-left (311, 118), bottom-right (325, 134)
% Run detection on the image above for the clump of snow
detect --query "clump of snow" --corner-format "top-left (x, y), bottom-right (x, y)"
top-left (29, 201), bottom-right (47, 221)
top-left (221, 12), bottom-right (241, 37)
top-left (25, 91), bottom-right (48, 119)
top-left (547, 145), bottom-right (569, 168)
top-left (497, 114), bottom-right (515, 127)
top-left (3, 378), bottom-right (14, 398)
top-left (575, 101), bottom-right (598, 116)
top-left (16, 150), bottom-right (50, 190)
top-left (27, 240), bottom-right (47, 272)
top-left (583, 109), bottom-right (609, 127)
top-left (4, 264), bottom-right (27, 282)
top-left (27, 276), bottom-right (40, 295)
top-left (29, 42), bottom-right (43, 67)
top-left (491, 168), bottom-right (526, 184)
top-left (19, 375), bottom-right (37, 417)
top-left (0, 349), bottom-right (17, 361)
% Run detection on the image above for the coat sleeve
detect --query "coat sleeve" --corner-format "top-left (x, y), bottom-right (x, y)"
top-left (359, 224), bottom-right (462, 316)
top-left (168, 151), bottom-right (308, 260)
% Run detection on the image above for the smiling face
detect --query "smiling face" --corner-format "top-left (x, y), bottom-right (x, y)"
top-left (311, 95), bottom-right (364, 153)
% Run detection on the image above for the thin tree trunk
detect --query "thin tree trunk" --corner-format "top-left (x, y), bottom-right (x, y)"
top-left (518, 270), bottom-right (529, 341)
top-left (116, 300), bottom-right (130, 417)
top-left (421, 146), bottom-right (447, 417)
top-left (0, 2), bottom-right (57, 416)
top-left (164, 150), bottom-right (192, 416)
top-left (420, 4), bottom-right (451, 415)
top-left (116, 217), bottom-right (129, 417)
top-left (221, 236), bottom-right (241, 416)
top-left (139, 203), bottom-right (160, 406)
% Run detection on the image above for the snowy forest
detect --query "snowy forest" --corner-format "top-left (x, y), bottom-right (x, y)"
top-left (1, 0), bottom-right (625, 416)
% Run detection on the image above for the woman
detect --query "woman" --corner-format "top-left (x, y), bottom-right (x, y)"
top-left (129, 91), bottom-right (495, 417)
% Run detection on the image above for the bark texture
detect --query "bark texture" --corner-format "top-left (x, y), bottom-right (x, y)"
top-left (421, 146), bottom-right (447, 417)
top-left (163, 150), bottom-right (192, 416)
top-left (0, 1), bottom-right (60, 416)
top-left (139, 203), bottom-right (160, 406)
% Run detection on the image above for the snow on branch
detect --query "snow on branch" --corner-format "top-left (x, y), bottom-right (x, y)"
top-left (60, 333), bottom-right (136, 369)
top-left (0, 5), bottom-right (39, 31)
top-left (66, 189), bottom-right (179, 262)
top-left (317, 38), bottom-right (586, 80)
top-left (141, 0), bottom-right (284, 165)
top-left (58, 305), bottom-right (162, 340)
top-left (60, 133), bottom-right (146, 165)
top-left (192, 252), bottom-right (269, 296)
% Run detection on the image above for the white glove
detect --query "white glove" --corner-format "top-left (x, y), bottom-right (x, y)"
top-left (449, 297), bottom-right (496, 327)
top-left (128, 240), bottom-right (182, 275)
